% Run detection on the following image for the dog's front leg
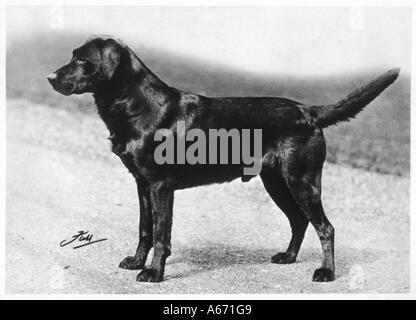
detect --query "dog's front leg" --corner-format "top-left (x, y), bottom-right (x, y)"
top-left (136, 181), bottom-right (174, 282)
top-left (119, 178), bottom-right (153, 270)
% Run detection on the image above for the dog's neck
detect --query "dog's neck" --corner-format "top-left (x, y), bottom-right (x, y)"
top-left (93, 50), bottom-right (176, 136)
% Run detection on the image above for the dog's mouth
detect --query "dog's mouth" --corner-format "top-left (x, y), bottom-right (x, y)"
top-left (49, 81), bottom-right (75, 96)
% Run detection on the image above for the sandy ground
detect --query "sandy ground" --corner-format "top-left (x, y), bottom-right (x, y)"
top-left (6, 99), bottom-right (410, 294)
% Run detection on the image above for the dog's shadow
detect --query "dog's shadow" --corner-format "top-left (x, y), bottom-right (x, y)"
top-left (164, 243), bottom-right (381, 281)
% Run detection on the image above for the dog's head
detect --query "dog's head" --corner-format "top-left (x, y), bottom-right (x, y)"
top-left (47, 35), bottom-right (129, 95)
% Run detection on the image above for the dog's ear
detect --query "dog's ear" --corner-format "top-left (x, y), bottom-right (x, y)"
top-left (100, 45), bottom-right (121, 80)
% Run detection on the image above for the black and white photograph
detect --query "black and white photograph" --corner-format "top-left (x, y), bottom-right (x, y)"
top-left (1, 2), bottom-right (414, 299)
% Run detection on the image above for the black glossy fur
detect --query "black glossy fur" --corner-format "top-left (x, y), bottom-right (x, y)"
top-left (48, 36), bottom-right (399, 283)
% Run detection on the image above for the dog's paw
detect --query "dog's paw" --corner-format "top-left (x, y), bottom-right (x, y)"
top-left (271, 252), bottom-right (296, 264)
top-left (119, 256), bottom-right (144, 270)
top-left (136, 268), bottom-right (163, 282)
top-left (312, 268), bottom-right (335, 282)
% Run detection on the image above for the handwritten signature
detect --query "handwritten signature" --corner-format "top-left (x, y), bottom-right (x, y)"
top-left (60, 230), bottom-right (107, 249)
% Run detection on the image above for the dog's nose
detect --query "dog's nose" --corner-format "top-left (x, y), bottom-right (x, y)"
top-left (47, 73), bottom-right (57, 84)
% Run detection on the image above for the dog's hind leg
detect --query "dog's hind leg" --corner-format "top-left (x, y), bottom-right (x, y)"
top-left (119, 178), bottom-right (153, 270)
top-left (280, 130), bottom-right (335, 282)
top-left (260, 169), bottom-right (309, 264)
top-left (287, 177), bottom-right (335, 282)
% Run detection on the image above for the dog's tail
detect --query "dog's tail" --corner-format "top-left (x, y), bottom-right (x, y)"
top-left (308, 68), bottom-right (400, 128)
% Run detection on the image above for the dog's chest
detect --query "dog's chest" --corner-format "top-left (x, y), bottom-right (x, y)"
top-left (110, 135), bottom-right (145, 177)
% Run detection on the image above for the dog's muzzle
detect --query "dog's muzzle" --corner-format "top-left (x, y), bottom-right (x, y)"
top-left (47, 73), bottom-right (75, 96)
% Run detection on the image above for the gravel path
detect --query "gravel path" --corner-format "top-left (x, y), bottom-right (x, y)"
top-left (6, 99), bottom-right (410, 294)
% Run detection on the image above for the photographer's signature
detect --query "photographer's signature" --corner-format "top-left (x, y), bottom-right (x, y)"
top-left (60, 230), bottom-right (107, 249)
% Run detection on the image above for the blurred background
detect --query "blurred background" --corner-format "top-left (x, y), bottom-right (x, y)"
top-left (5, 6), bottom-right (410, 294)
top-left (6, 6), bottom-right (410, 175)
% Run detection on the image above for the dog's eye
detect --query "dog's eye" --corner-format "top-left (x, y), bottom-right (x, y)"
top-left (76, 58), bottom-right (86, 65)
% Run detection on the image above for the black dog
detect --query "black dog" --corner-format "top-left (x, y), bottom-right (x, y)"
top-left (47, 35), bottom-right (399, 282)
